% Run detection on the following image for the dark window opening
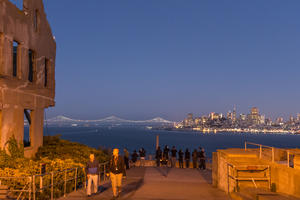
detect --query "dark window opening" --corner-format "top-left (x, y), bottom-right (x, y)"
top-left (9, 0), bottom-right (23, 10)
top-left (24, 109), bottom-right (31, 147)
top-left (28, 49), bottom-right (34, 82)
top-left (13, 41), bottom-right (18, 77)
top-left (44, 58), bottom-right (48, 87)
top-left (34, 10), bottom-right (39, 32)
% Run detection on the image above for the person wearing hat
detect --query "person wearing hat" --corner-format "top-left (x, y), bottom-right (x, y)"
top-left (107, 148), bottom-right (126, 199)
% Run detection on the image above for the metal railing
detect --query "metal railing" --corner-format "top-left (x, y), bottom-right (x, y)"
top-left (0, 176), bottom-right (32, 200)
top-left (0, 161), bottom-right (109, 200)
top-left (244, 141), bottom-right (300, 168)
top-left (245, 142), bottom-right (274, 162)
top-left (227, 162), bottom-right (271, 193)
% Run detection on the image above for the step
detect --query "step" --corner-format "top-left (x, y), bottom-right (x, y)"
top-left (233, 188), bottom-right (298, 200)
top-left (0, 194), bottom-right (8, 199)
top-left (230, 192), bottom-right (251, 200)
top-left (0, 186), bottom-right (8, 190)
top-left (258, 196), bottom-right (296, 200)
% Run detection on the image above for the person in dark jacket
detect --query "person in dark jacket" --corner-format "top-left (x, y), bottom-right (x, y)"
top-left (199, 148), bottom-right (206, 170)
top-left (155, 146), bottom-right (162, 167)
top-left (171, 146), bottom-right (177, 168)
top-left (178, 149), bottom-right (184, 168)
top-left (192, 149), bottom-right (198, 169)
top-left (162, 145), bottom-right (170, 166)
top-left (131, 150), bottom-right (138, 167)
top-left (124, 148), bottom-right (130, 169)
top-left (86, 154), bottom-right (99, 196)
top-left (185, 148), bottom-right (190, 168)
top-left (139, 148), bottom-right (146, 167)
top-left (107, 148), bottom-right (126, 199)
top-left (163, 145), bottom-right (169, 159)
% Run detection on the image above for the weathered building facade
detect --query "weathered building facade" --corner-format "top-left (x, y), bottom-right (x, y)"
top-left (0, 0), bottom-right (56, 157)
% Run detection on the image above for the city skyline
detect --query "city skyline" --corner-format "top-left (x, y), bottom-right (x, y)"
top-left (39, 0), bottom-right (300, 121)
top-left (48, 106), bottom-right (300, 122)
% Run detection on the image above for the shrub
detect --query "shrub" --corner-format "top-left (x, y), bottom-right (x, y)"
top-left (0, 135), bottom-right (109, 199)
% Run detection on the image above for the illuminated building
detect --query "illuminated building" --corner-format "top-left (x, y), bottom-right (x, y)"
top-left (297, 113), bottom-right (300, 122)
top-left (276, 117), bottom-right (284, 125)
top-left (233, 105), bottom-right (237, 122)
top-left (194, 117), bottom-right (201, 125)
top-left (260, 115), bottom-right (266, 124)
top-left (227, 111), bottom-right (233, 120)
top-left (250, 107), bottom-right (260, 125)
top-left (240, 114), bottom-right (246, 121)
top-left (0, 0), bottom-right (56, 157)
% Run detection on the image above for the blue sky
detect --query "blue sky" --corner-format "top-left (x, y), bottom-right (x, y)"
top-left (41, 0), bottom-right (300, 121)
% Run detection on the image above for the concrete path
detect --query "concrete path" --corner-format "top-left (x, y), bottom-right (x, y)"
top-left (61, 167), bottom-right (229, 200)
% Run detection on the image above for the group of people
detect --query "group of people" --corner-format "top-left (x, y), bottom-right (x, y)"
top-left (156, 145), bottom-right (206, 169)
top-left (85, 147), bottom-right (147, 199)
top-left (85, 146), bottom-right (206, 199)
top-left (86, 148), bottom-right (126, 199)
top-left (129, 148), bottom-right (147, 167)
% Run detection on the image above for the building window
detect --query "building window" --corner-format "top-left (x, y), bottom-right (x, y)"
top-left (44, 58), bottom-right (48, 87)
top-left (28, 49), bottom-right (34, 82)
top-left (33, 9), bottom-right (39, 32)
top-left (24, 109), bottom-right (31, 147)
top-left (13, 41), bottom-right (18, 77)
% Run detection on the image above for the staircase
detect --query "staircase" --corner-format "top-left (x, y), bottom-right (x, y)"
top-left (231, 188), bottom-right (299, 200)
top-left (0, 185), bottom-right (8, 199)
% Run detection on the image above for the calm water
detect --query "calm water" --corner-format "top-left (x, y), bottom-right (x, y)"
top-left (31, 127), bottom-right (300, 158)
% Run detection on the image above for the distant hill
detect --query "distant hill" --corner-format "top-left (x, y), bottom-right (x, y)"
top-left (44, 115), bottom-right (174, 126)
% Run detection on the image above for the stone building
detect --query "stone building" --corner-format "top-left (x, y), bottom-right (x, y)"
top-left (0, 0), bottom-right (56, 157)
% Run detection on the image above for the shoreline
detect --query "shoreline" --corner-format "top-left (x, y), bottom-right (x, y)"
top-left (155, 127), bottom-right (298, 135)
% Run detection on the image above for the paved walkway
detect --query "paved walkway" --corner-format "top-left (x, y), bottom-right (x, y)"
top-left (61, 167), bottom-right (229, 200)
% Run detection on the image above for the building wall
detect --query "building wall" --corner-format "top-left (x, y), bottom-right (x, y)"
top-left (270, 161), bottom-right (300, 197)
top-left (213, 149), bottom-right (300, 198)
top-left (0, 0), bottom-right (56, 157)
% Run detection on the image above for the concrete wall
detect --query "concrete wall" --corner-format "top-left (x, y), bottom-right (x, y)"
top-left (270, 161), bottom-right (300, 198)
top-left (0, 0), bottom-right (56, 157)
top-left (213, 148), bottom-right (300, 198)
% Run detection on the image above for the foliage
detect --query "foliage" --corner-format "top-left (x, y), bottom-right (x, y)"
top-left (35, 135), bottom-right (109, 164)
top-left (0, 135), bottom-right (109, 199)
top-left (0, 136), bottom-right (24, 168)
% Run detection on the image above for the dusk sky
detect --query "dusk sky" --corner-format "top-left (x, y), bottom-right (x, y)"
top-left (41, 0), bottom-right (300, 121)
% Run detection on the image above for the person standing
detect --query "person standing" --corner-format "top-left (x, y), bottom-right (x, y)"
top-left (199, 148), bottom-right (206, 170)
top-left (107, 148), bottom-right (126, 199)
top-left (171, 146), bottom-right (177, 168)
top-left (86, 154), bottom-right (99, 197)
top-left (124, 148), bottom-right (130, 169)
top-left (162, 145), bottom-right (170, 166)
top-left (163, 145), bottom-right (170, 160)
top-left (197, 147), bottom-right (202, 169)
top-left (178, 149), bottom-right (184, 168)
top-left (155, 146), bottom-right (162, 167)
top-left (192, 149), bottom-right (198, 169)
top-left (131, 150), bottom-right (138, 167)
top-left (139, 148), bottom-right (146, 167)
top-left (185, 148), bottom-right (190, 168)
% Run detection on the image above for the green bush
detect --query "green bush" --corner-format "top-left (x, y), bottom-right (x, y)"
top-left (0, 135), bottom-right (109, 199)
top-left (35, 135), bottom-right (109, 164)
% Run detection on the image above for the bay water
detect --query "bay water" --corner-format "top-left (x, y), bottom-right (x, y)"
top-left (38, 127), bottom-right (300, 158)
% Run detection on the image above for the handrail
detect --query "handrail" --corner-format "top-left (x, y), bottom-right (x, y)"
top-left (17, 181), bottom-right (31, 200)
top-left (245, 141), bottom-right (300, 168)
top-left (245, 142), bottom-right (273, 149)
top-left (0, 161), bottom-right (110, 200)
top-left (227, 162), bottom-right (271, 193)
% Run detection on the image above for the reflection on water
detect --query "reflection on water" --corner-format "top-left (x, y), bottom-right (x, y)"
top-left (25, 126), bottom-right (300, 157)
